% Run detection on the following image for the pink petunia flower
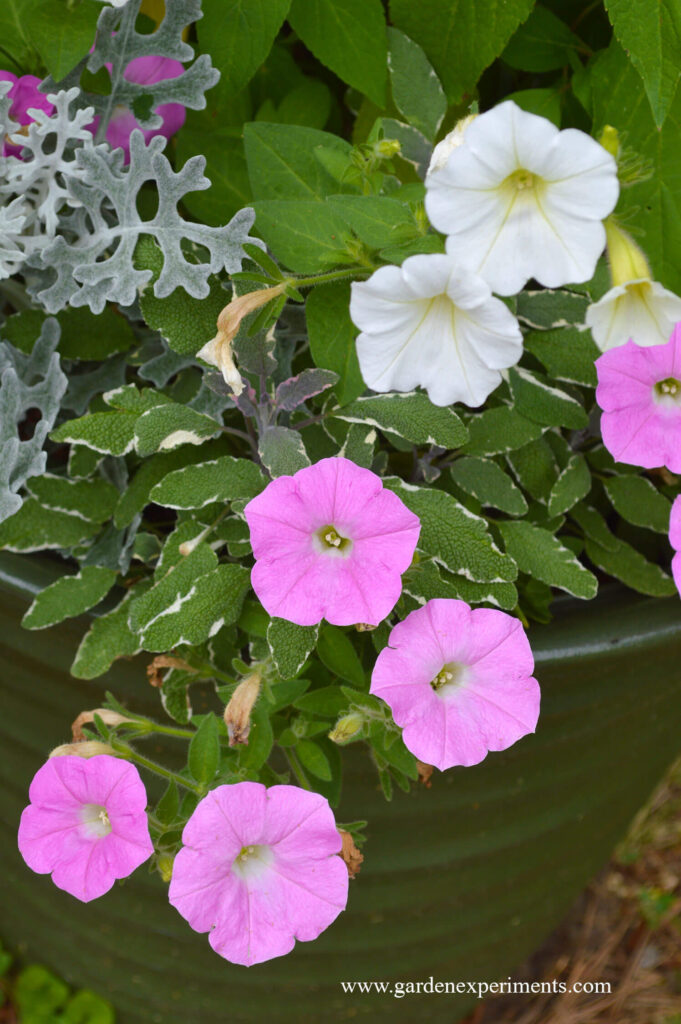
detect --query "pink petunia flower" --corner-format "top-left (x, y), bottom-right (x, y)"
top-left (244, 457), bottom-right (421, 627)
top-left (0, 72), bottom-right (54, 158)
top-left (18, 755), bottom-right (154, 902)
top-left (595, 326), bottom-right (681, 471)
top-left (168, 782), bottom-right (349, 966)
top-left (670, 496), bottom-right (681, 596)
top-left (103, 55), bottom-right (186, 161)
top-left (370, 599), bottom-right (541, 771)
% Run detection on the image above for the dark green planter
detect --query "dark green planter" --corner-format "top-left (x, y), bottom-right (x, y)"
top-left (2, 550), bottom-right (681, 1023)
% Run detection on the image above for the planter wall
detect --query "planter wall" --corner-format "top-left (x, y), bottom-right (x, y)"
top-left (1, 550), bottom-right (681, 1023)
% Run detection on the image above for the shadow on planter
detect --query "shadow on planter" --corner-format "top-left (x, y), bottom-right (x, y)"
top-left (1, 551), bottom-right (680, 1023)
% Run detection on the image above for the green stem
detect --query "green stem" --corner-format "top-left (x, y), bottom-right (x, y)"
top-left (285, 750), bottom-right (311, 790)
top-left (288, 266), bottom-right (375, 290)
top-left (111, 739), bottom-right (202, 795)
top-left (139, 722), bottom-right (196, 741)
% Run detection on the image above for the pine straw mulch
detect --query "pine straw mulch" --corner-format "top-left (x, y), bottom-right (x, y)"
top-left (467, 758), bottom-right (681, 1024)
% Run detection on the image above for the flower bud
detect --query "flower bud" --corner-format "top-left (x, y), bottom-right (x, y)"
top-left (328, 712), bottom-right (364, 745)
top-left (604, 218), bottom-right (651, 287)
top-left (599, 124), bottom-right (620, 160)
top-left (49, 741), bottom-right (116, 759)
top-left (374, 138), bottom-right (401, 159)
top-left (71, 708), bottom-right (134, 742)
top-left (223, 672), bottom-right (261, 746)
top-left (157, 853), bottom-right (175, 883)
top-left (416, 760), bottom-right (434, 788)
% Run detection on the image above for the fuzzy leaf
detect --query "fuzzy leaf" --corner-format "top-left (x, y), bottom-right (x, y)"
top-left (51, 388), bottom-right (170, 455)
top-left (508, 367), bottom-right (588, 429)
top-left (0, 498), bottom-right (100, 552)
top-left (334, 392), bottom-right (468, 448)
top-left (134, 404), bottom-right (221, 457)
top-left (33, 132), bottom-right (258, 314)
top-left (506, 437), bottom-right (560, 505)
top-left (585, 532), bottom-right (676, 597)
top-left (275, 369), bottom-right (339, 411)
top-left (71, 581), bottom-right (151, 679)
top-left (450, 457), bottom-right (528, 516)
top-left (259, 426), bottom-right (310, 477)
top-left (267, 619), bottom-right (318, 679)
top-left (548, 455), bottom-right (592, 517)
top-left (0, 318), bottom-right (67, 523)
top-left (386, 478), bottom-right (517, 583)
top-left (151, 456), bottom-right (266, 510)
top-left (523, 327), bottom-right (600, 388)
top-left (569, 503), bottom-right (619, 552)
top-left (22, 567), bottom-right (117, 630)
top-left (516, 289), bottom-right (589, 329)
top-left (403, 559), bottom-right (518, 610)
top-left (26, 474), bottom-right (119, 524)
top-left (461, 406), bottom-right (546, 457)
top-left (498, 520), bottom-right (598, 599)
top-left (604, 475), bottom-right (672, 533)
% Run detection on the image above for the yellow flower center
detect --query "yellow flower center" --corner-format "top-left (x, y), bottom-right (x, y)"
top-left (80, 803), bottom-right (112, 838)
top-left (655, 377), bottom-right (681, 401)
top-left (316, 524), bottom-right (352, 555)
top-left (232, 844), bottom-right (273, 880)
top-left (430, 662), bottom-right (469, 696)
top-left (507, 168), bottom-right (536, 191)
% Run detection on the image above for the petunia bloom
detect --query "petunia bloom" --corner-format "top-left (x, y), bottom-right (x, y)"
top-left (370, 598), bottom-right (540, 771)
top-left (0, 72), bottom-right (54, 158)
top-left (244, 456), bottom-right (420, 627)
top-left (425, 101), bottom-right (619, 296)
top-left (669, 496), bottom-right (681, 596)
top-left (168, 782), bottom-right (348, 966)
top-left (349, 253), bottom-right (523, 407)
top-left (586, 221), bottom-right (681, 351)
top-left (18, 755), bottom-right (154, 902)
top-left (595, 326), bottom-right (681, 472)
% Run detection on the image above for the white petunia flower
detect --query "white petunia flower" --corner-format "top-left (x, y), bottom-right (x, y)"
top-left (349, 253), bottom-right (523, 408)
top-left (425, 101), bottom-right (619, 296)
top-left (586, 219), bottom-right (681, 350)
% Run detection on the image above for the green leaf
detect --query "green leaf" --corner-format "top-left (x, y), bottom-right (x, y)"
top-left (585, 533), bottom-right (676, 597)
top-left (498, 520), bottom-right (598, 599)
top-left (386, 478), bottom-right (517, 583)
top-left (151, 456), bottom-right (266, 510)
top-left (508, 367), bottom-right (588, 429)
top-left (244, 122), bottom-right (353, 200)
top-left (138, 275), bottom-right (227, 357)
top-left (237, 699), bottom-right (274, 772)
top-left (523, 327), bottom-right (599, 388)
top-left (317, 625), bottom-right (366, 687)
top-left (569, 503), bottom-right (619, 552)
top-left (288, 0), bottom-right (387, 107)
top-left (15, 965), bottom-right (69, 1019)
top-left (51, 388), bottom-right (169, 456)
top-left (31, 0), bottom-right (101, 80)
top-left (334, 392), bottom-right (468, 448)
top-left (296, 738), bottom-right (333, 780)
top-left (0, 498), bottom-right (100, 552)
top-left (71, 582), bottom-right (151, 680)
top-left (59, 988), bottom-right (115, 1024)
top-left (450, 457), bottom-right (528, 516)
top-left (133, 405), bottom-right (220, 457)
top-left (177, 123), bottom-right (251, 225)
top-left (403, 559), bottom-right (518, 610)
top-left (259, 426), bottom-right (310, 476)
top-left (306, 281), bottom-right (365, 405)
top-left (188, 714), bottom-right (220, 787)
top-left (389, 0), bottom-right (534, 102)
top-left (604, 475), bottom-right (672, 533)
top-left (155, 781), bottom-right (180, 825)
top-left (335, 421), bottom-right (377, 468)
top-left (548, 455), bottom-right (592, 517)
top-left (387, 26), bottom-right (446, 140)
top-left (26, 475), bottom-right (119, 524)
top-left (252, 199), bottom-right (350, 272)
top-left (278, 78), bottom-right (332, 129)
top-left (604, 0), bottom-right (681, 126)
top-left (199, 0), bottom-right (291, 96)
top-left (267, 619), bottom-right (318, 679)
top-left (22, 567), bottom-right (117, 630)
top-left (294, 686), bottom-right (349, 717)
top-left (4, 307), bottom-right (134, 361)
top-left (502, 4), bottom-right (583, 72)
top-left (327, 195), bottom-right (418, 249)
top-left (461, 406), bottom-right (546, 457)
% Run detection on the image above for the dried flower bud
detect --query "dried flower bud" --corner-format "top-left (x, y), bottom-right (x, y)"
top-left (49, 741), bottom-right (116, 759)
top-left (328, 712), bottom-right (364, 745)
top-left (147, 655), bottom-right (197, 688)
top-left (223, 672), bottom-right (261, 746)
top-left (416, 760), bottom-right (434, 788)
top-left (339, 829), bottom-right (364, 879)
top-left (198, 283), bottom-right (287, 393)
top-left (71, 708), bottom-right (134, 742)
top-left (355, 622), bottom-right (377, 632)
